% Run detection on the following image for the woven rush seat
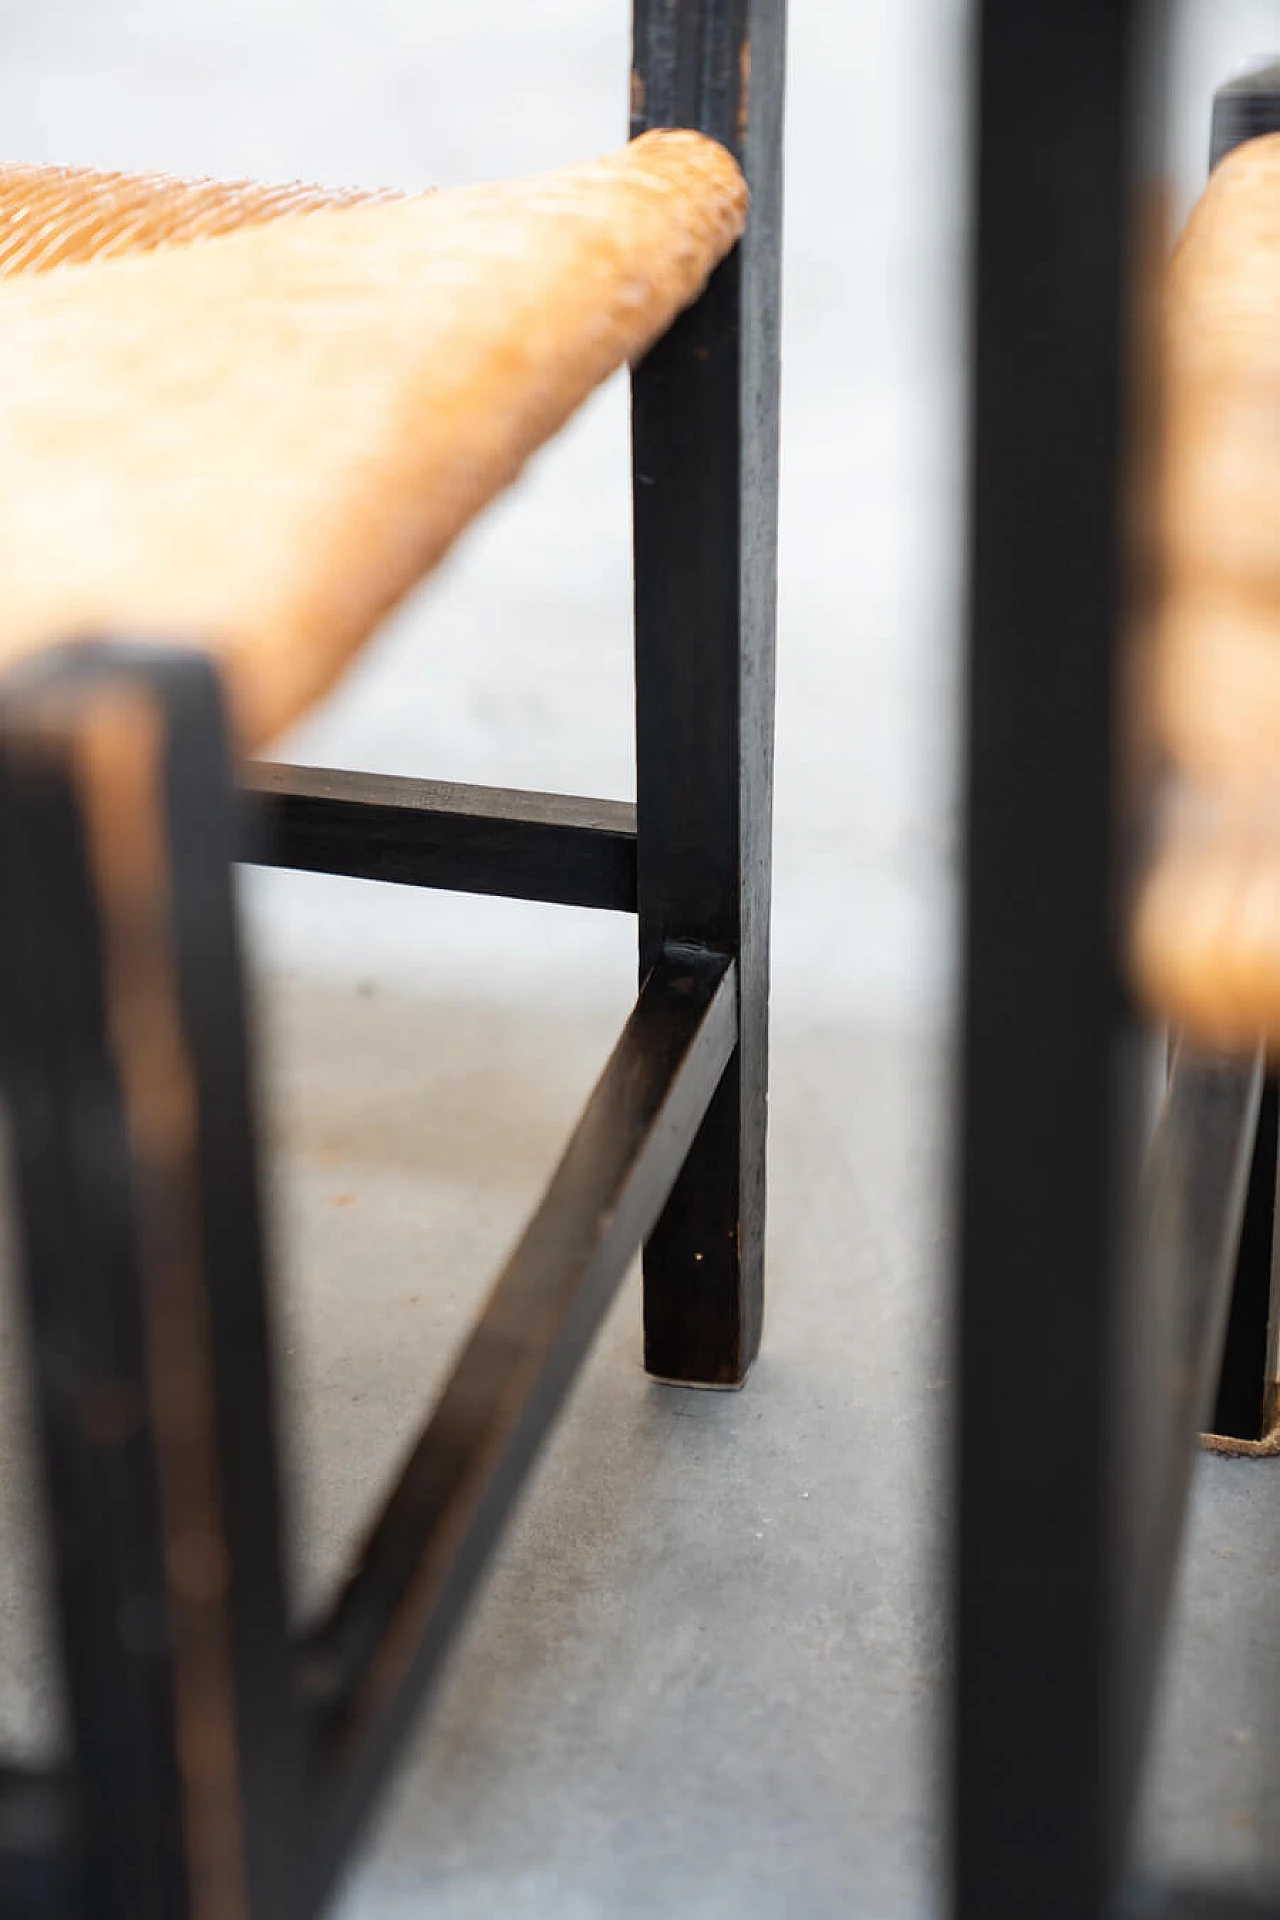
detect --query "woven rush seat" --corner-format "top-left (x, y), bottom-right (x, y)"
top-left (0, 132), bottom-right (746, 748)
top-left (1131, 131), bottom-right (1280, 1050)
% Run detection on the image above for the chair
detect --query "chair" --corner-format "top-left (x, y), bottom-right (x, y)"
top-left (955, 20), bottom-right (1280, 1919)
top-left (0, 4), bottom-right (785, 1915)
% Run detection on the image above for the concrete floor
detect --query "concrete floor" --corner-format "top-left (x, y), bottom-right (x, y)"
top-left (0, 0), bottom-right (1277, 1914)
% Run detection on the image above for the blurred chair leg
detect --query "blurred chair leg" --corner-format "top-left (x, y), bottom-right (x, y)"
top-left (952, 0), bottom-right (1137, 1912)
top-left (0, 644), bottom-right (302, 1920)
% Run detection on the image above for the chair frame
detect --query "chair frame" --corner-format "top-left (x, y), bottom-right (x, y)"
top-left (21, 7), bottom-right (1277, 1917)
top-left (955, 11), bottom-right (1280, 1920)
top-left (0, 5), bottom-right (784, 1916)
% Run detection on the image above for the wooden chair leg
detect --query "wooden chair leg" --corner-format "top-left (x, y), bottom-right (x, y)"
top-left (0, 645), bottom-right (302, 1920)
top-left (953, 1), bottom-right (1136, 1912)
top-left (631, 0), bottom-right (785, 1387)
top-left (1209, 1074), bottom-right (1280, 1445)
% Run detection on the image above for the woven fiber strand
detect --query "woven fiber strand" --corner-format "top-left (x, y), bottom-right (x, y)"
top-left (1131, 132), bottom-right (1280, 1051)
top-left (0, 131), bottom-right (746, 748)
top-left (0, 162), bottom-right (399, 276)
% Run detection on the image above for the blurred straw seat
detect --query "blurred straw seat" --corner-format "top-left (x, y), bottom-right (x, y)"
top-left (0, 133), bottom-right (746, 748)
top-left (1131, 132), bottom-right (1280, 1051)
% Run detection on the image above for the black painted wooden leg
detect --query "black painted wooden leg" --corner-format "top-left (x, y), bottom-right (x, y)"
top-left (0, 645), bottom-right (302, 1920)
top-left (630, 0), bottom-right (785, 1387)
top-left (1203, 64), bottom-right (1280, 1448)
top-left (952, 1), bottom-right (1137, 1914)
top-left (1209, 1076), bottom-right (1279, 1443)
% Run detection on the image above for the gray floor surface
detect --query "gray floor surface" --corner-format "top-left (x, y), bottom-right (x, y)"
top-left (0, 1), bottom-right (1278, 1914)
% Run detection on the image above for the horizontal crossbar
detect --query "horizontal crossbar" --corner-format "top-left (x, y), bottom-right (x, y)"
top-left (1113, 1044), bottom-right (1263, 1842)
top-left (292, 943), bottom-right (737, 1918)
top-left (239, 761), bottom-right (638, 912)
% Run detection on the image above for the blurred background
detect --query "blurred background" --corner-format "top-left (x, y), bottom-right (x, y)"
top-left (0, 2), bottom-right (1276, 1915)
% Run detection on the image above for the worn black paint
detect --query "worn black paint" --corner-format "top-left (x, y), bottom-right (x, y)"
top-left (241, 763), bottom-right (638, 915)
top-left (0, 653), bottom-right (199, 1919)
top-left (156, 656), bottom-right (304, 1920)
top-left (0, 647), bottom-right (302, 1920)
top-left (631, 0), bottom-right (784, 1386)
